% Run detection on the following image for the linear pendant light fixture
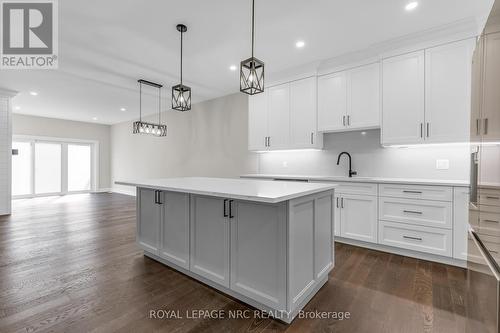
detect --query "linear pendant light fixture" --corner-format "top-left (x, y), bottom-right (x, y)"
top-left (133, 79), bottom-right (167, 137)
top-left (172, 24), bottom-right (191, 111)
top-left (240, 0), bottom-right (264, 95)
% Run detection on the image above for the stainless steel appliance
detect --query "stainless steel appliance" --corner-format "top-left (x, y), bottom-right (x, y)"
top-left (467, 1), bottom-right (500, 332)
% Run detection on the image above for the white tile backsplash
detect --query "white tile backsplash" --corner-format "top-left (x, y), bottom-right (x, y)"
top-left (258, 129), bottom-right (470, 181)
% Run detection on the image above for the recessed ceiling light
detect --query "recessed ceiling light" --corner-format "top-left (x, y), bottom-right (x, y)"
top-left (229, 65), bottom-right (237, 71)
top-left (405, 1), bottom-right (418, 11)
top-left (120, 107), bottom-right (126, 111)
top-left (92, 117), bottom-right (98, 121)
top-left (13, 106), bottom-right (20, 110)
top-left (295, 40), bottom-right (305, 48)
top-left (29, 91), bottom-right (38, 96)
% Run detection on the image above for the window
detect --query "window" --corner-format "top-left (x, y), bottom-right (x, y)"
top-left (68, 144), bottom-right (91, 192)
top-left (11, 137), bottom-right (96, 198)
top-left (35, 142), bottom-right (62, 194)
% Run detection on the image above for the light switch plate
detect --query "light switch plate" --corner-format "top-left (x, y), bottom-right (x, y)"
top-left (436, 159), bottom-right (450, 170)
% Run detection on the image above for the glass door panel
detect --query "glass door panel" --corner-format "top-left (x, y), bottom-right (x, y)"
top-left (68, 144), bottom-right (91, 192)
top-left (34, 142), bottom-right (62, 194)
top-left (11, 141), bottom-right (32, 196)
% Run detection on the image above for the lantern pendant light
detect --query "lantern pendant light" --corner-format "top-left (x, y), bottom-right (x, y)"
top-left (240, 0), bottom-right (264, 95)
top-left (172, 24), bottom-right (191, 111)
top-left (133, 79), bottom-right (167, 137)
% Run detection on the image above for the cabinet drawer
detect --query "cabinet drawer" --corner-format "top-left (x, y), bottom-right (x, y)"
top-left (379, 197), bottom-right (452, 229)
top-left (479, 189), bottom-right (500, 206)
top-left (335, 182), bottom-right (377, 196)
top-left (478, 206), bottom-right (500, 237)
top-left (379, 221), bottom-right (452, 257)
top-left (379, 184), bottom-right (452, 201)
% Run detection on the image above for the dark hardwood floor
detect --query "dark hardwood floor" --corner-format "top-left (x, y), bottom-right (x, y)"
top-left (0, 193), bottom-right (469, 333)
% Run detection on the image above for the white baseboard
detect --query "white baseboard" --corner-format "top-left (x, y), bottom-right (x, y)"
top-left (111, 187), bottom-right (136, 197)
top-left (93, 188), bottom-right (112, 193)
top-left (335, 237), bottom-right (467, 268)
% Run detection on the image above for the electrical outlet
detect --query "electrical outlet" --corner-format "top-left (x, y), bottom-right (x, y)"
top-left (436, 159), bottom-right (449, 170)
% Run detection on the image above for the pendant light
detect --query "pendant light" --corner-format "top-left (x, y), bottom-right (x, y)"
top-left (240, 0), bottom-right (264, 95)
top-left (172, 24), bottom-right (191, 111)
top-left (133, 79), bottom-right (167, 137)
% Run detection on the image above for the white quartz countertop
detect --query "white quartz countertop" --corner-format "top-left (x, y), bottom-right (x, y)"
top-left (240, 174), bottom-right (470, 187)
top-left (116, 177), bottom-right (337, 203)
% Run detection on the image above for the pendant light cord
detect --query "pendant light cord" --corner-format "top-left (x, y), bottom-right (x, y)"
top-left (158, 88), bottom-right (161, 124)
top-left (251, 0), bottom-right (255, 58)
top-left (180, 29), bottom-right (183, 85)
top-left (139, 81), bottom-right (142, 122)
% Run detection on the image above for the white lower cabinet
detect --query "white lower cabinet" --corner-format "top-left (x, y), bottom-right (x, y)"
top-left (337, 193), bottom-right (378, 244)
top-left (378, 221), bottom-right (452, 257)
top-left (230, 200), bottom-right (287, 310)
top-left (137, 188), bottom-right (161, 254)
top-left (137, 189), bottom-right (190, 267)
top-left (190, 195), bottom-right (230, 287)
top-left (160, 191), bottom-right (190, 269)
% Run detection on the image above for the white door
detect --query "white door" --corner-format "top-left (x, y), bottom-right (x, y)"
top-left (267, 84), bottom-right (290, 149)
top-left (482, 32), bottom-right (500, 141)
top-left (248, 91), bottom-right (268, 150)
top-left (230, 201), bottom-right (286, 310)
top-left (160, 191), bottom-right (190, 269)
top-left (190, 195), bottom-right (230, 287)
top-left (382, 51), bottom-right (425, 145)
top-left (339, 194), bottom-right (378, 243)
top-left (348, 63), bottom-right (380, 129)
top-left (317, 72), bottom-right (347, 132)
top-left (425, 39), bottom-right (474, 143)
top-left (137, 188), bottom-right (161, 254)
top-left (290, 77), bottom-right (318, 148)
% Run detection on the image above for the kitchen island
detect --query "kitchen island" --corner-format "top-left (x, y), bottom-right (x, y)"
top-left (116, 177), bottom-right (336, 323)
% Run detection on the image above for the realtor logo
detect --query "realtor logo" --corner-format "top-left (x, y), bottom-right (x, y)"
top-left (1, 0), bottom-right (58, 69)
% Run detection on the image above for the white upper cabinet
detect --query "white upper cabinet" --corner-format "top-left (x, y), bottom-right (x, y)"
top-left (290, 77), bottom-right (319, 148)
top-left (248, 91), bottom-right (268, 151)
top-left (248, 77), bottom-right (322, 151)
top-left (382, 50), bottom-right (425, 145)
top-left (382, 39), bottom-right (474, 145)
top-left (267, 84), bottom-right (291, 149)
top-left (425, 39), bottom-right (474, 143)
top-left (471, 36), bottom-right (484, 142)
top-left (318, 72), bottom-right (347, 131)
top-left (318, 63), bottom-right (380, 132)
top-left (349, 63), bottom-right (380, 129)
top-left (482, 32), bottom-right (500, 141)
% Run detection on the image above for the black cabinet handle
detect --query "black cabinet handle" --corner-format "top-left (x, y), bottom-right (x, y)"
top-left (403, 235), bottom-right (423, 241)
top-left (223, 199), bottom-right (228, 217)
top-left (403, 190), bottom-right (422, 194)
top-left (157, 191), bottom-right (162, 205)
top-left (154, 190), bottom-right (162, 204)
top-left (403, 210), bottom-right (423, 215)
top-left (154, 190), bottom-right (159, 204)
top-left (229, 200), bottom-right (234, 218)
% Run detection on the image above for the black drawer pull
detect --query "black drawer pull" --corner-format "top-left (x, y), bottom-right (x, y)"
top-left (403, 190), bottom-right (422, 194)
top-left (403, 210), bottom-right (423, 215)
top-left (486, 196), bottom-right (500, 200)
top-left (223, 199), bottom-right (228, 217)
top-left (490, 249), bottom-right (498, 254)
top-left (483, 219), bottom-right (500, 223)
top-left (229, 200), bottom-right (234, 219)
top-left (403, 235), bottom-right (423, 241)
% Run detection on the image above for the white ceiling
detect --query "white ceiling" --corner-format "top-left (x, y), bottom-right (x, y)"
top-left (1, 0), bottom-right (494, 125)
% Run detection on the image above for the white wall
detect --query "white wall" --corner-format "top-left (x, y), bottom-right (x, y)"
top-left (111, 93), bottom-right (259, 194)
top-left (0, 93), bottom-right (12, 215)
top-left (12, 114), bottom-right (111, 190)
top-left (258, 129), bottom-right (470, 180)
